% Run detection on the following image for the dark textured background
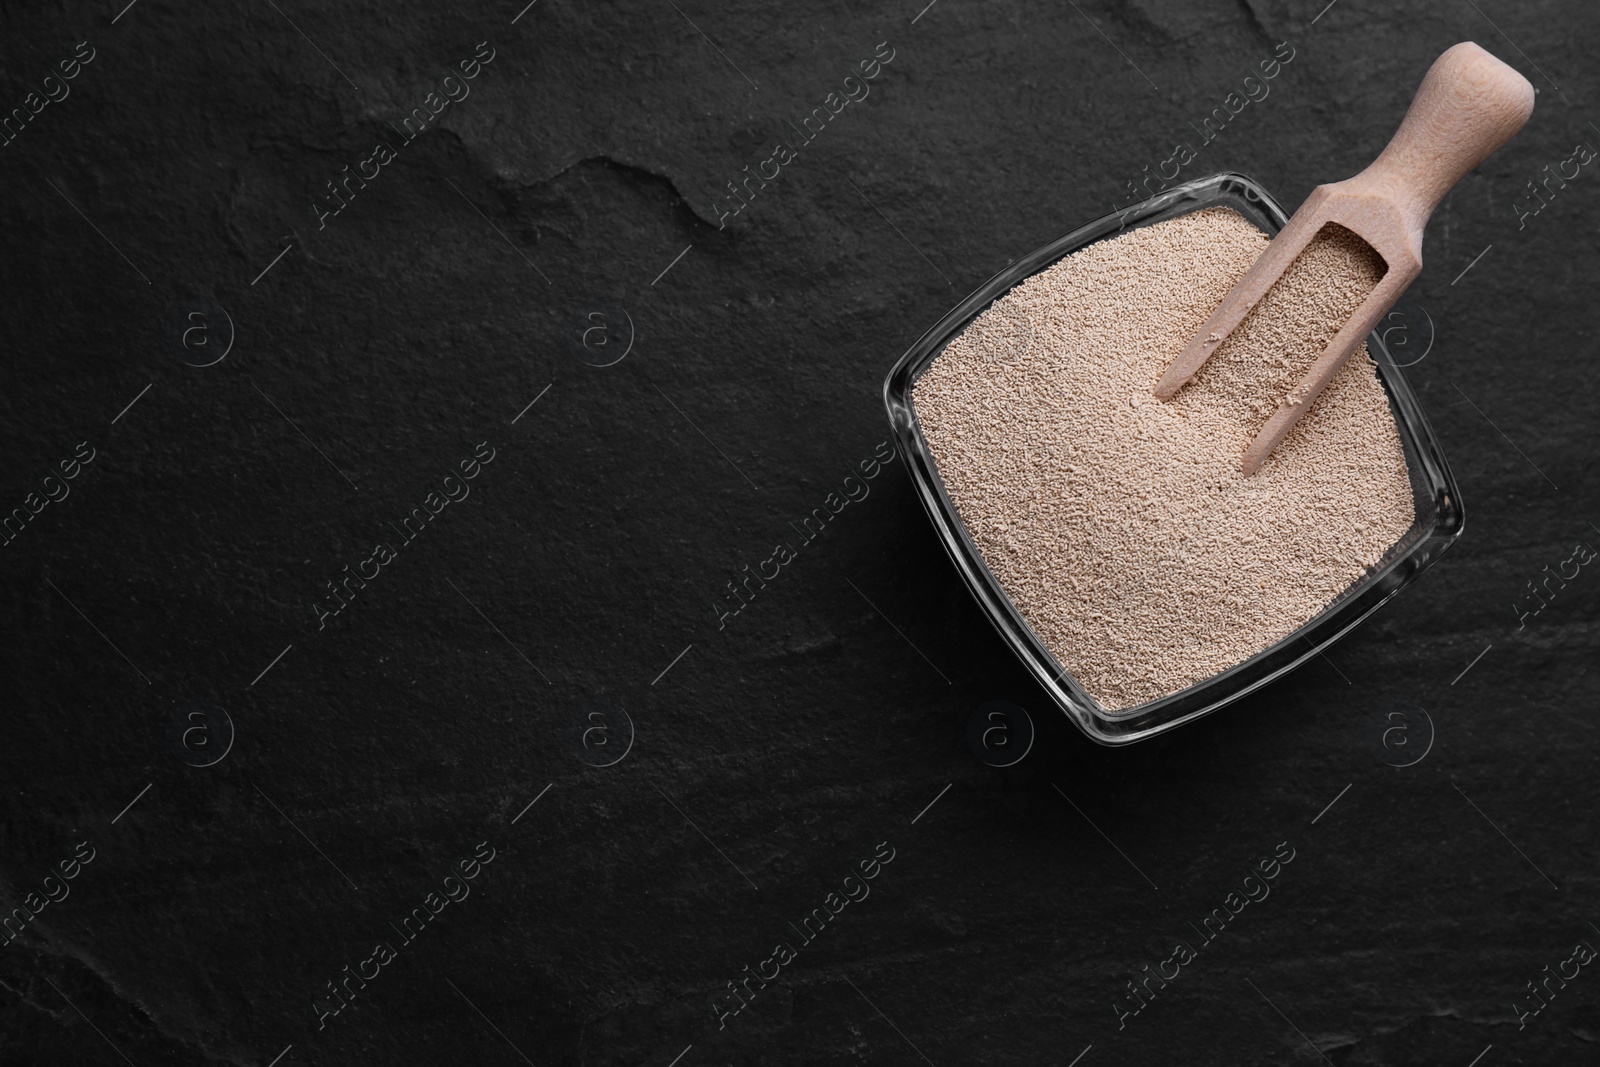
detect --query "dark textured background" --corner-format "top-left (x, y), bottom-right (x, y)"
top-left (2, 0), bottom-right (1597, 1064)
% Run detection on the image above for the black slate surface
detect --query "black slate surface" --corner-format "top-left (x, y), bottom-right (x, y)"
top-left (2, 1), bottom-right (1598, 1065)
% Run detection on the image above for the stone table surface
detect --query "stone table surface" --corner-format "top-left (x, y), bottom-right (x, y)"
top-left (1, 1), bottom-right (1597, 1065)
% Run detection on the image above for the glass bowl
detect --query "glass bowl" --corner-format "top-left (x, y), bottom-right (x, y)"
top-left (882, 172), bottom-right (1463, 745)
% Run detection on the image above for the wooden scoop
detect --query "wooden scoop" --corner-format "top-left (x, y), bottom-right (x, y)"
top-left (1153, 42), bottom-right (1534, 475)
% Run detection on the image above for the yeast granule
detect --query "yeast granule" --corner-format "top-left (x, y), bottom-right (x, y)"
top-left (914, 207), bottom-right (1416, 710)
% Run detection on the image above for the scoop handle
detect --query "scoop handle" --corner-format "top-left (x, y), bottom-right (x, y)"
top-left (1353, 41), bottom-right (1534, 228)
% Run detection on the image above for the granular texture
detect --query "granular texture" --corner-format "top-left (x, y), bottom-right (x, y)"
top-left (913, 207), bottom-right (1417, 711)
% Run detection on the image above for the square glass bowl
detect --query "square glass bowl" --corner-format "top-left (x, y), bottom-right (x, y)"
top-left (882, 172), bottom-right (1463, 745)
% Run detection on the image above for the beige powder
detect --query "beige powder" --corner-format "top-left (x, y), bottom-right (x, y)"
top-left (913, 207), bottom-right (1416, 711)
